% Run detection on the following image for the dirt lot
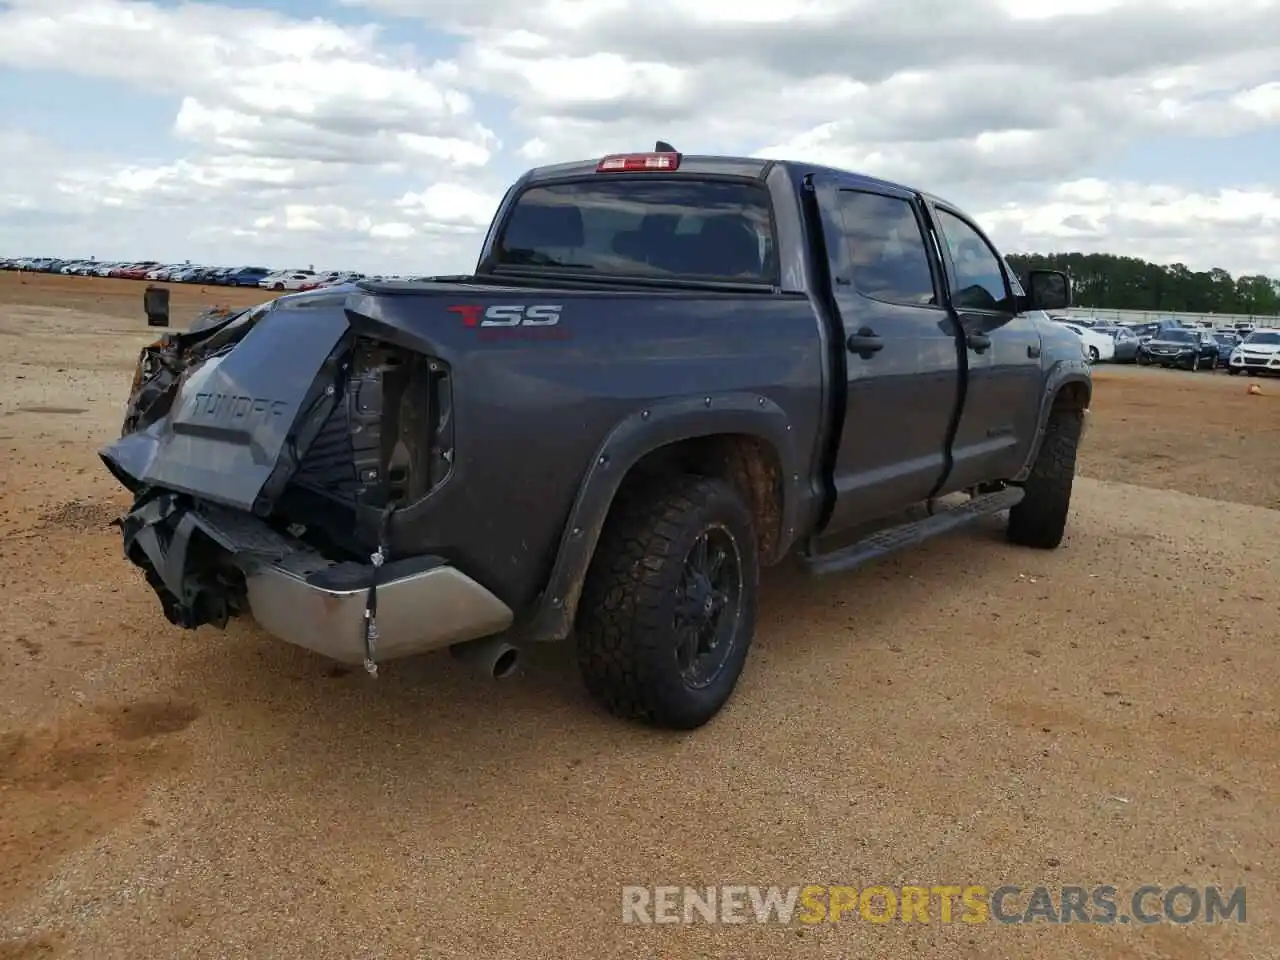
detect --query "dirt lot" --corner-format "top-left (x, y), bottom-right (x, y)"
top-left (1, 272), bottom-right (1277, 960)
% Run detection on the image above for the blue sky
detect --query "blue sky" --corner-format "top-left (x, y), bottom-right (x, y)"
top-left (1, 0), bottom-right (1277, 276)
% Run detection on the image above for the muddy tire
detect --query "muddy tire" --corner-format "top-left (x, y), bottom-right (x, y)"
top-left (575, 475), bottom-right (759, 730)
top-left (1007, 406), bottom-right (1083, 550)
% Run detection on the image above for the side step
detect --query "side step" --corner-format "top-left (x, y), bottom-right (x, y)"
top-left (799, 487), bottom-right (1025, 577)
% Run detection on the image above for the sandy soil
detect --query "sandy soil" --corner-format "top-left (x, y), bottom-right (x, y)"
top-left (1, 273), bottom-right (1277, 960)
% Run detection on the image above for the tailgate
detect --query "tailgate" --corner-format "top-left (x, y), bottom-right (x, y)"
top-left (100, 299), bottom-right (350, 512)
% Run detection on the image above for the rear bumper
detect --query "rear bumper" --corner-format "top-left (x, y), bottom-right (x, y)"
top-left (245, 556), bottom-right (513, 664)
top-left (119, 494), bottom-right (514, 665)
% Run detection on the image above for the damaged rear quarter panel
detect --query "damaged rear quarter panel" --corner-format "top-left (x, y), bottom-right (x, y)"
top-left (343, 286), bottom-right (826, 618)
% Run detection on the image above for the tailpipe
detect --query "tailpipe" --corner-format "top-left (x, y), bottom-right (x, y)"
top-left (450, 635), bottom-right (521, 680)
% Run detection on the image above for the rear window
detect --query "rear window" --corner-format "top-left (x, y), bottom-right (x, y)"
top-left (492, 179), bottom-right (776, 283)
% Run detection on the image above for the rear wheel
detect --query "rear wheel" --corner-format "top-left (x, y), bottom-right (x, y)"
top-left (576, 475), bottom-right (759, 730)
top-left (1007, 405), bottom-right (1083, 550)
top-left (1088, 346), bottom-right (1100, 361)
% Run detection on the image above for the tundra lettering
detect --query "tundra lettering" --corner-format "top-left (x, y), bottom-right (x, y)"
top-left (102, 146), bottom-right (1089, 731)
top-left (190, 393), bottom-right (288, 422)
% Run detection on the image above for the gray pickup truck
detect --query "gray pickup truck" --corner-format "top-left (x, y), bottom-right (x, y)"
top-left (101, 146), bottom-right (1091, 729)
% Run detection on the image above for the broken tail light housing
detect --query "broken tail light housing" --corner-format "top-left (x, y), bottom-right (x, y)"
top-left (596, 152), bottom-right (681, 172)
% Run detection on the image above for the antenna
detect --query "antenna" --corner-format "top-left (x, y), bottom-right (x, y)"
top-left (655, 140), bottom-right (676, 153)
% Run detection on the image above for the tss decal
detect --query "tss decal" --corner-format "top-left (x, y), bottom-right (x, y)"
top-left (448, 304), bottom-right (563, 327)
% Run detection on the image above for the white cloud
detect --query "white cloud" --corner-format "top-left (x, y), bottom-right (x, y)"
top-left (0, 0), bottom-right (1279, 276)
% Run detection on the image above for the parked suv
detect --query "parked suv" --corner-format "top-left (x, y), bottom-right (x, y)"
top-left (1227, 328), bottom-right (1280, 375)
top-left (1137, 328), bottom-right (1220, 370)
top-left (102, 148), bottom-right (1089, 729)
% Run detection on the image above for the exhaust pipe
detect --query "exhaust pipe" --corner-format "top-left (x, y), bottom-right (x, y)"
top-left (450, 635), bottom-right (521, 680)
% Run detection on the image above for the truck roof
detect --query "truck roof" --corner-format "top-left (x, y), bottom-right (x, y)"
top-left (521, 153), bottom-right (925, 198)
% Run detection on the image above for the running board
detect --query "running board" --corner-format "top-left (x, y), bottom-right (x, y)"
top-left (800, 487), bottom-right (1025, 577)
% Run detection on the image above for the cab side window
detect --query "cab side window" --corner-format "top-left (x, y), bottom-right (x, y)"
top-left (935, 209), bottom-right (1015, 313)
top-left (835, 190), bottom-right (938, 307)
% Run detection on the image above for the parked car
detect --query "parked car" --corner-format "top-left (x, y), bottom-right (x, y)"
top-left (1123, 320), bottom-right (1186, 345)
top-left (222, 266), bottom-right (273, 287)
top-left (1089, 324), bottom-right (1140, 363)
top-left (259, 270), bottom-right (319, 291)
top-left (1136, 328), bottom-right (1220, 370)
top-left (1057, 321), bottom-right (1116, 362)
top-left (1208, 331), bottom-right (1241, 367)
top-left (1226, 328), bottom-right (1280, 376)
top-left (100, 147), bottom-right (1089, 730)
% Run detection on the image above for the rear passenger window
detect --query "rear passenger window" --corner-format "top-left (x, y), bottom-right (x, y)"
top-left (934, 209), bottom-right (1014, 312)
top-left (835, 191), bottom-right (937, 306)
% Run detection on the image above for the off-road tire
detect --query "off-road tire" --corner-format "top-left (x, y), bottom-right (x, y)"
top-left (575, 475), bottom-right (759, 730)
top-left (1007, 406), bottom-right (1083, 550)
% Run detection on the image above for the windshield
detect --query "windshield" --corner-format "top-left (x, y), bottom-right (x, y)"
top-left (492, 178), bottom-right (776, 282)
top-left (1157, 329), bottom-right (1196, 343)
top-left (1244, 331), bottom-right (1280, 345)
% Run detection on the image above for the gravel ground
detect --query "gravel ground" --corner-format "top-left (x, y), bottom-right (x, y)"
top-left (1, 274), bottom-right (1277, 960)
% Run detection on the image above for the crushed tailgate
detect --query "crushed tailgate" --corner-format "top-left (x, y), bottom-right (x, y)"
top-left (100, 300), bottom-right (350, 512)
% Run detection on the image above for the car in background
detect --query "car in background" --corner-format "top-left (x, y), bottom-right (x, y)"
top-left (1056, 320), bottom-right (1116, 362)
top-left (117, 262), bottom-right (163, 280)
top-left (1208, 331), bottom-right (1241, 368)
top-left (1121, 320), bottom-right (1187, 344)
top-left (1085, 324), bottom-right (1140, 363)
top-left (222, 266), bottom-right (273, 287)
top-left (1137, 328), bottom-right (1220, 370)
top-left (1226, 328), bottom-right (1280, 376)
top-left (259, 270), bottom-right (318, 291)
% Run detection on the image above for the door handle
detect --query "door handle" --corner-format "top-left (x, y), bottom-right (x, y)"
top-left (967, 332), bottom-right (991, 354)
top-left (846, 328), bottom-right (884, 358)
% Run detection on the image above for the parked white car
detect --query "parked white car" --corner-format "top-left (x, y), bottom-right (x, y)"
top-left (259, 271), bottom-right (318, 291)
top-left (1058, 321), bottom-right (1116, 362)
top-left (1227, 328), bottom-right (1280, 376)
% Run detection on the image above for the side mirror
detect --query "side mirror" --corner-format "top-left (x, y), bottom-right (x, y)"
top-left (1024, 269), bottom-right (1071, 312)
top-left (144, 284), bottom-right (170, 328)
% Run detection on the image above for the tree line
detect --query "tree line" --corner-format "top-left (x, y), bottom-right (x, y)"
top-left (1005, 252), bottom-right (1280, 316)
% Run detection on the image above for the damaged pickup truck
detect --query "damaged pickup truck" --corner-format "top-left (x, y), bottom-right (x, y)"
top-left (101, 147), bottom-right (1090, 729)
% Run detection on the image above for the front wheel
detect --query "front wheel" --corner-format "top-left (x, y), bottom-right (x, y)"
top-left (1228, 367), bottom-right (1239, 376)
top-left (1088, 346), bottom-right (1100, 362)
top-left (1137, 353), bottom-right (1150, 366)
top-left (576, 475), bottom-right (759, 730)
top-left (1007, 405), bottom-right (1083, 550)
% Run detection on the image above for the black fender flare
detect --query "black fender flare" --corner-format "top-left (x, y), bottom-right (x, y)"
top-left (1014, 359), bottom-right (1092, 482)
top-left (519, 392), bottom-right (806, 643)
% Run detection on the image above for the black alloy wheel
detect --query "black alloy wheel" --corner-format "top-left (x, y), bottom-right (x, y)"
top-left (674, 526), bottom-right (743, 689)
